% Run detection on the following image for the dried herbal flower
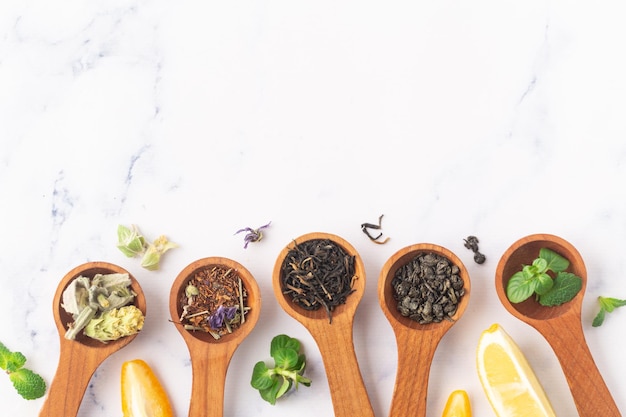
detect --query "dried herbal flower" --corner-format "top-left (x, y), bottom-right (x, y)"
top-left (235, 221), bottom-right (271, 248)
top-left (117, 224), bottom-right (177, 270)
top-left (208, 305), bottom-right (238, 329)
top-left (61, 272), bottom-right (143, 343)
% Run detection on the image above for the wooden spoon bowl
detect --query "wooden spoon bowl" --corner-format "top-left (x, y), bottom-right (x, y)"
top-left (378, 243), bottom-right (470, 417)
top-left (272, 232), bottom-right (374, 417)
top-left (496, 234), bottom-right (620, 416)
top-left (39, 262), bottom-right (146, 417)
top-left (169, 257), bottom-right (260, 417)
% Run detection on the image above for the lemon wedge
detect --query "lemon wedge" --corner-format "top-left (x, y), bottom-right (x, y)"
top-left (441, 389), bottom-right (472, 417)
top-left (476, 323), bottom-right (555, 417)
top-left (121, 359), bottom-right (174, 417)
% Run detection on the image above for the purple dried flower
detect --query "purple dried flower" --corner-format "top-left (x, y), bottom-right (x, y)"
top-left (208, 305), bottom-right (238, 329)
top-left (234, 221), bottom-right (271, 248)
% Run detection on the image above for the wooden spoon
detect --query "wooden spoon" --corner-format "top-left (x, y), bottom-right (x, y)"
top-left (272, 232), bottom-right (375, 417)
top-left (496, 233), bottom-right (620, 416)
top-left (169, 257), bottom-right (261, 417)
top-left (378, 243), bottom-right (471, 417)
top-left (39, 262), bottom-right (146, 417)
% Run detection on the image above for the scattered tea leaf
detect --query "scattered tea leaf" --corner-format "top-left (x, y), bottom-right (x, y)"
top-left (592, 296), bottom-right (626, 327)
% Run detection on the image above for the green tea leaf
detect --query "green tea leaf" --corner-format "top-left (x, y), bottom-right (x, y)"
top-left (538, 272), bottom-right (582, 306)
top-left (506, 271), bottom-right (537, 303)
top-left (539, 248), bottom-right (569, 273)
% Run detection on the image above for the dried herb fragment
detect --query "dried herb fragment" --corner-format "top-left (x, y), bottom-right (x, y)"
top-left (391, 252), bottom-right (465, 324)
top-left (178, 266), bottom-right (249, 339)
top-left (61, 273), bottom-right (144, 342)
top-left (361, 214), bottom-right (390, 244)
top-left (280, 238), bottom-right (356, 323)
top-left (235, 221), bottom-right (271, 248)
top-left (116, 224), bottom-right (177, 270)
top-left (463, 235), bottom-right (486, 264)
top-left (0, 341), bottom-right (46, 400)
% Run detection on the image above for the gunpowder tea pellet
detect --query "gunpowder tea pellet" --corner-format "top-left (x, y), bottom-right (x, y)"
top-left (391, 252), bottom-right (465, 324)
top-left (280, 238), bottom-right (356, 323)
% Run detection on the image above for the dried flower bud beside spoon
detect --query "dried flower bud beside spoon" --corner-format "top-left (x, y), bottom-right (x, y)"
top-left (116, 224), bottom-right (177, 270)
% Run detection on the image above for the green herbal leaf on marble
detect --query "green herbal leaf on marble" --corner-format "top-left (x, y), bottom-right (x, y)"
top-left (592, 296), bottom-right (626, 327)
top-left (117, 224), bottom-right (177, 270)
top-left (0, 341), bottom-right (46, 400)
top-left (251, 334), bottom-right (311, 405)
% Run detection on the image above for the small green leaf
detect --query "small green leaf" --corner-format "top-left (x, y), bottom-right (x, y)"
top-left (251, 361), bottom-right (275, 390)
top-left (9, 368), bottom-right (46, 400)
top-left (273, 347), bottom-right (299, 370)
top-left (532, 258), bottom-right (549, 274)
top-left (592, 308), bottom-right (606, 327)
top-left (534, 273), bottom-right (554, 295)
top-left (539, 248), bottom-right (569, 273)
top-left (270, 334), bottom-right (300, 357)
top-left (506, 271), bottom-right (537, 303)
top-left (538, 272), bottom-right (582, 306)
top-left (2, 350), bottom-right (26, 373)
top-left (598, 296), bottom-right (626, 313)
top-left (275, 378), bottom-right (292, 400)
top-left (259, 379), bottom-right (282, 405)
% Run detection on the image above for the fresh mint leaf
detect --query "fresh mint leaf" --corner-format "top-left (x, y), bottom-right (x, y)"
top-left (0, 341), bottom-right (46, 400)
top-left (592, 296), bottom-right (626, 327)
top-left (506, 271), bottom-right (537, 303)
top-left (539, 248), bottom-right (569, 273)
top-left (592, 308), bottom-right (607, 327)
top-left (532, 257), bottom-right (549, 274)
top-left (273, 347), bottom-right (299, 370)
top-left (270, 334), bottom-right (300, 356)
top-left (538, 272), bottom-right (582, 306)
top-left (534, 273), bottom-right (554, 295)
top-left (251, 334), bottom-right (311, 405)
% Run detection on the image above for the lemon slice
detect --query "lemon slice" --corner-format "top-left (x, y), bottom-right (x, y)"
top-left (441, 389), bottom-right (472, 417)
top-left (476, 323), bottom-right (556, 417)
top-left (121, 359), bottom-right (174, 417)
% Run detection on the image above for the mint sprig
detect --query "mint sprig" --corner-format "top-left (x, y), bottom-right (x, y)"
top-left (0, 341), bottom-right (46, 400)
top-left (592, 296), bottom-right (626, 327)
top-left (251, 334), bottom-right (311, 405)
top-left (506, 248), bottom-right (582, 306)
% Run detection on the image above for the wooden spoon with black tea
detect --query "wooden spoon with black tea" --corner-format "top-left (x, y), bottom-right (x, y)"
top-left (378, 243), bottom-right (471, 417)
top-left (272, 232), bottom-right (375, 417)
top-left (496, 234), bottom-right (620, 416)
top-left (39, 262), bottom-right (146, 417)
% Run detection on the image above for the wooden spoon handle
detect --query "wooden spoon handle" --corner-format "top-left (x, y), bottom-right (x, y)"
top-left (39, 344), bottom-right (101, 417)
top-left (309, 324), bottom-right (375, 417)
top-left (542, 321), bottom-right (621, 416)
top-left (187, 347), bottom-right (233, 417)
top-left (387, 331), bottom-right (440, 417)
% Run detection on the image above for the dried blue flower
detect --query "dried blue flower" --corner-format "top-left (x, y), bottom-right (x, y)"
top-left (235, 221), bottom-right (271, 248)
top-left (208, 305), bottom-right (238, 329)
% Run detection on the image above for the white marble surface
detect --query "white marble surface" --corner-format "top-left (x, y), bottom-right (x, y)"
top-left (1, 1), bottom-right (625, 416)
